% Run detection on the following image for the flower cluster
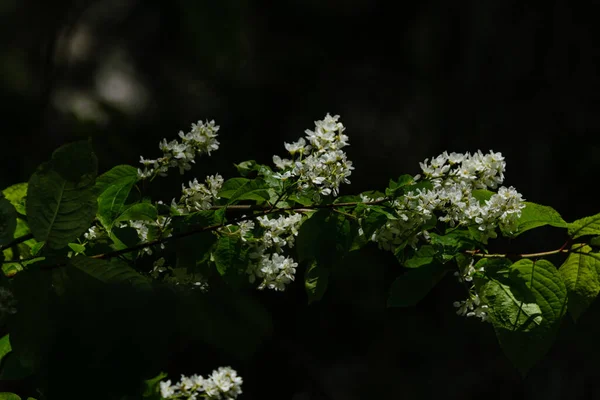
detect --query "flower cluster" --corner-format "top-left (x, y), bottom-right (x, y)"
top-left (272, 113), bottom-right (354, 198)
top-left (138, 120), bottom-right (220, 179)
top-left (160, 366), bottom-right (243, 400)
top-left (372, 150), bottom-right (526, 250)
top-left (453, 293), bottom-right (489, 322)
top-left (120, 215), bottom-right (172, 256)
top-left (245, 213), bottom-right (303, 291)
top-left (171, 174), bottom-right (224, 214)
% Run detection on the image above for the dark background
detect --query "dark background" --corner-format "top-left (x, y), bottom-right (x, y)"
top-left (1, 1), bottom-right (600, 399)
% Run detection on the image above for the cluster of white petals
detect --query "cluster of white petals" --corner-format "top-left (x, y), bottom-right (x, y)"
top-left (272, 114), bottom-right (354, 198)
top-left (138, 120), bottom-right (220, 179)
top-left (83, 225), bottom-right (102, 241)
top-left (245, 213), bottom-right (303, 291)
top-left (120, 215), bottom-right (171, 255)
top-left (160, 366), bottom-right (243, 400)
top-left (453, 293), bottom-right (489, 322)
top-left (172, 174), bottom-right (224, 214)
top-left (372, 150), bottom-right (526, 250)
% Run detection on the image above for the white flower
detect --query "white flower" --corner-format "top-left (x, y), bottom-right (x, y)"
top-left (138, 119), bottom-right (220, 179)
top-left (270, 114), bottom-right (353, 198)
top-left (160, 380), bottom-right (175, 398)
top-left (173, 174), bottom-right (224, 214)
top-left (284, 137), bottom-right (307, 155)
top-left (84, 225), bottom-right (101, 241)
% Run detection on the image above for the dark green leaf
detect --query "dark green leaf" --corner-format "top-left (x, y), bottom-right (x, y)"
top-left (50, 140), bottom-right (97, 184)
top-left (471, 189), bottom-right (494, 204)
top-left (388, 262), bottom-right (446, 307)
top-left (114, 203), bottom-right (158, 225)
top-left (559, 245), bottom-right (600, 320)
top-left (68, 243), bottom-right (86, 254)
top-left (69, 256), bottom-right (152, 291)
top-left (0, 197), bottom-right (17, 246)
top-left (97, 176), bottom-right (138, 231)
top-left (296, 210), bottom-right (351, 265)
top-left (304, 260), bottom-right (329, 304)
top-left (27, 142), bottom-right (98, 249)
top-left (95, 165), bottom-right (138, 195)
top-left (0, 393), bottom-right (21, 400)
top-left (213, 235), bottom-right (248, 287)
top-left (220, 178), bottom-right (270, 203)
top-left (508, 202), bottom-right (567, 237)
top-left (234, 160), bottom-right (259, 177)
top-left (385, 174), bottom-right (414, 197)
top-left (2, 183), bottom-right (27, 215)
top-left (403, 245), bottom-right (436, 268)
top-left (142, 372), bottom-right (168, 398)
top-left (217, 178), bottom-right (250, 198)
top-left (0, 334), bottom-right (11, 365)
top-left (568, 212), bottom-right (600, 239)
top-left (484, 259), bottom-right (567, 374)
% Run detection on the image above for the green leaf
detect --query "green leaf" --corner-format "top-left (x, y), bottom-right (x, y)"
top-left (559, 245), bottom-right (600, 320)
top-left (97, 176), bottom-right (138, 231)
top-left (142, 371), bottom-right (168, 398)
top-left (429, 230), bottom-right (479, 258)
top-left (508, 202), bottom-right (567, 237)
top-left (296, 210), bottom-right (351, 265)
top-left (304, 260), bottom-right (329, 304)
top-left (0, 393), bottom-right (21, 400)
top-left (568, 212), bottom-right (600, 239)
top-left (234, 160), bottom-right (259, 177)
top-left (213, 235), bottom-right (248, 287)
top-left (68, 243), bottom-right (86, 254)
top-left (217, 177), bottom-right (250, 198)
top-left (0, 197), bottom-right (17, 246)
top-left (0, 334), bottom-right (11, 364)
top-left (387, 262), bottom-right (447, 307)
top-left (69, 256), bottom-right (152, 291)
top-left (359, 207), bottom-right (389, 244)
top-left (26, 142), bottom-right (98, 249)
top-left (113, 203), bottom-right (158, 225)
top-left (385, 174), bottom-right (414, 197)
top-left (95, 165), bottom-right (138, 195)
top-left (2, 183), bottom-right (27, 215)
top-left (480, 277), bottom-right (543, 332)
top-left (471, 189), bottom-right (494, 204)
top-left (219, 178), bottom-right (270, 203)
top-left (403, 245), bottom-right (436, 268)
top-left (484, 259), bottom-right (567, 374)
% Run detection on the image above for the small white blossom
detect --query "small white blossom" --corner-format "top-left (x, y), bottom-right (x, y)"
top-left (271, 114), bottom-right (354, 198)
top-left (172, 174), bottom-right (224, 214)
top-left (138, 119), bottom-right (220, 179)
top-left (159, 367), bottom-right (242, 400)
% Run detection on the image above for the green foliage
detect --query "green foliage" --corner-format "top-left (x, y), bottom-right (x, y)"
top-left (559, 245), bottom-right (600, 320)
top-left (304, 260), bottom-right (329, 304)
top-left (2, 183), bottom-right (27, 215)
top-left (213, 234), bottom-right (249, 287)
top-left (508, 202), bottom-right (567, 237)
top-left (69, 256), bottom-right (152, 291)
top-left (387, 261), bottom-right (447, 307)
top-left (0, 197), bottom-right (17, 246)
top-left (218, 177), bottom-right (271, 203)
top-left (568, 212), bottom-right (600, 239)
top-left (0, 335), bottom-right (11, 365)
top-left (26, 141), bottom-right (98, 249)
top-left (481, 259), bottom-right (567, 374)
top-left (6, 130), bottom-right (600, 399)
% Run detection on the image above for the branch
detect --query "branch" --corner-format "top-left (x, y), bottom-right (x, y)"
top-left (0, 233), bottom-right (35, 252)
